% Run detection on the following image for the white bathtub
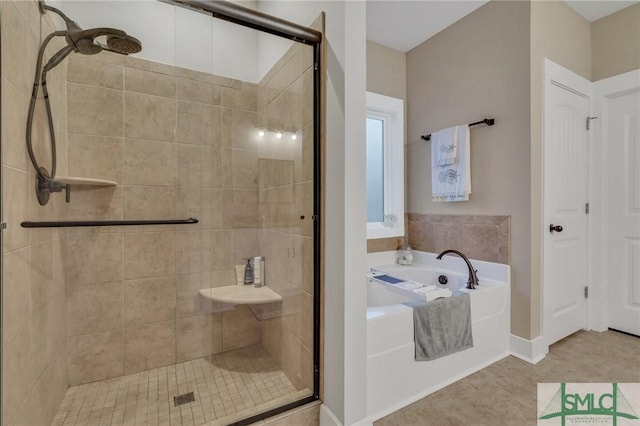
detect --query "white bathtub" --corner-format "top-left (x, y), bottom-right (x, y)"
top-left (366, 251), bottom-right (510, 421)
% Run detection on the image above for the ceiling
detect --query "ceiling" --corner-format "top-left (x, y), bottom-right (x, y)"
top-left (564, 0), bottom-right (638, 22)
top-left (366, 0), bottom-right (639, 53)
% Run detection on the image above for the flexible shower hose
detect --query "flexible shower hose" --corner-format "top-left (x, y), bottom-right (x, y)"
top-left (26, 30), bottom-right (73, 183)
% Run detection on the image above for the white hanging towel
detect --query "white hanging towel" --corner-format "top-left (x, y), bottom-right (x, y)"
top-left (431, 124), bottom-right (471, 202)
top-left (432, 126), bottom-right (459, 166)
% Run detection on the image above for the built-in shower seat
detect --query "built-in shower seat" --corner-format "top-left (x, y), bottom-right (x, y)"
top-left (198, 285), bottom-right (282, 305)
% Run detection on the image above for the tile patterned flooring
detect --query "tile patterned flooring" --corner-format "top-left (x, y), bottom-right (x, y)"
top-left (52, 345), bottom-right (308, 426)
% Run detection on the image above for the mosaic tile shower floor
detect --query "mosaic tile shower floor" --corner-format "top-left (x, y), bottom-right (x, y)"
top-left (51, 345), bottom-right (308, 426)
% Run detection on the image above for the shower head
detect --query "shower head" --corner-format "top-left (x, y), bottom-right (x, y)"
top-left (38, 1), bottom-right (142, 63)
top-left (27, 0), bottom-right (145, 200)
top-left (105, 34), bottom-right (142, 55)
top-left (66, 27), bottom-right (142, 56)
top-left (41, 27), bottom-right (142, 74)
top-left (66, 27), bottom-right (123, 55)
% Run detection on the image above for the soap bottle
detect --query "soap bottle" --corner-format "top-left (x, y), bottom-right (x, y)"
top-left (244, 258), bottom-right (254, 284)
top-left (397, 241), bottom-right (414, 265)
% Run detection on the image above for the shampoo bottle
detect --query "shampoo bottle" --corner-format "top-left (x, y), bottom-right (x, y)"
top-left (244, 258), bottom-right (254, 284)
top-left (253, 256), bottom-right (262, 287)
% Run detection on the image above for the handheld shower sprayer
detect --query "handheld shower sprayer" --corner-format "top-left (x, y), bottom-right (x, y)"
top-left (27, 1), bottom-right (142, 205)
top-left (39, 1), bottom-right (142, 57)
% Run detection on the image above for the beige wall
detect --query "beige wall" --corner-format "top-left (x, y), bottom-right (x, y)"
top-left (529, 0), bottom-right (591, 338)
top-left (592, 3), bottom-right (640, 81)
top-left (406, 1), bottom-right (531, 338)
top-left (365, 40), bottom-right (407, 253)
top-left (531, 1), bottom-right (592, 82)
top-left (1, 1), bottom-right (69, 424)
top-left (370, 0), bottom-right (634, 341)
top-left (257, 41), bottom-right (315, 391)
top-left (366, 40), bottom-right (407, 100)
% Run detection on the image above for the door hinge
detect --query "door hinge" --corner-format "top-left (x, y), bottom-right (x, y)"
top-left (586, 116), bottom-right (598, 130)
top-left (584, 286), bottom-right (589, 299)
top-left (585, 202), bottom-right (590, 214)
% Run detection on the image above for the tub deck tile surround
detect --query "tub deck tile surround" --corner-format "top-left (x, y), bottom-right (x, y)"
top-left (407, 213), bottom-right (510, 264)
top-left (367, 214), bottom-right (510, 266)
top-left (367, 237), bottom-right (406, 253)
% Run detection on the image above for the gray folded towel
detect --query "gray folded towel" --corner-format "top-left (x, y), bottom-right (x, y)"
top-left (405, 293), bottom-right (473, 361)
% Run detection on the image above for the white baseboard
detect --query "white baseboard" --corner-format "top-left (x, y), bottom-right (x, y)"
top-left (320, 405), bottom-right (341, 426)
top-left (352, 417), bottom-right (373, 426)
top-left (351, 417), bottom-right (374, 426)
top-left (510, 334), bottom-right (548, 364)
top-left (320, 405), bottom-right (373, 426)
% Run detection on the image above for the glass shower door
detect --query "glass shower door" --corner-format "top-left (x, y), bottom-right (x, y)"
top-left (1, 1), bottom-right (320, 425)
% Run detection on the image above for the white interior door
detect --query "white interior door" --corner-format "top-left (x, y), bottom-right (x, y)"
top-left (596, 69), bottom-right (640, 336)
top-left (543, 60), bottom-right (590, 346)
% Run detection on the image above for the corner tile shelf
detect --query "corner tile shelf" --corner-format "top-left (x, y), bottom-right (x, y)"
top-left (55, 176), bottom-right (117, 186)
top-left (198, 285), bottom-right (282, 305)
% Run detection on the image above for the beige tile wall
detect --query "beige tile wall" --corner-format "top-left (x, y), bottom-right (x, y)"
top-left (1, 1), bottom-right (69, 425)
top-left (367, 237), bottom-right (406, 253)
top-left (367, 212), bottom-right (511, 267)
top-left (63, 51), bottom-right (264, 385)
top-left (257, 42), bottom-right (315, 392)
top-left (3, 6), bottom-right (317, 424)
top-left (407, 213), bottom-right (511, 264)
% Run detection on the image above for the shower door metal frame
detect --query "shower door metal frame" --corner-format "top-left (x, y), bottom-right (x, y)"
top-left (170, 2), bottom-right (323, 425)
top-left (0, 2), bottom-right (4, 424)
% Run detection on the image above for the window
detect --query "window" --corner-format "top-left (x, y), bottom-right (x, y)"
top-left (366, 92), bottom-right (404, 239)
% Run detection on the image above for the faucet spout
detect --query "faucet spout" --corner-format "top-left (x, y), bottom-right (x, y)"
top-left (436, 249), bottom-right (479, 289)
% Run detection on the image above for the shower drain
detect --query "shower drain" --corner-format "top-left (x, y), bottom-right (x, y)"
top-left (173, 391), bottom-right (196, 406)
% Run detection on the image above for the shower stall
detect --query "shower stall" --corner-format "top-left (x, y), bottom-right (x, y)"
top-left (0, 0), bottom-right (322, 424)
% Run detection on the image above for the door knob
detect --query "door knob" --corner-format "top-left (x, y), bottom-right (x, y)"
top-left (549, 224), bottom-right (563, 233)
